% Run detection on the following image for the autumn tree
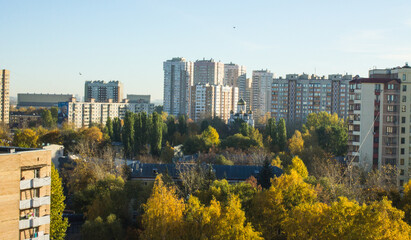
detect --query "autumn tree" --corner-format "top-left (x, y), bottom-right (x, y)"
top-left (402, 180), bottom-right (411, 224)
top-left (288, 130), bottom-right (304, 155)
top-left (105, 117), bottom-right (114, 140)
top-left (50, 164), bottom-right (69, 240)
top-left (13, 129), bottom-right (39, 148)
top-left (141, 175), bottom-right (185, 240)
top-left (201, 125), bottom-right (220, 148)
top-left (286, 156), bottom-right (308, 179)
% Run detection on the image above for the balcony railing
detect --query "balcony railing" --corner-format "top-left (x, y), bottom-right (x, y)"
top-left (24, 232), bottom-right (50, 240)
top-left (20, 177), bottom-right (51, 190)
top-left (20, 196), bottom-right (50, 210)
top-left (19, 215), bottom-right (50, 229)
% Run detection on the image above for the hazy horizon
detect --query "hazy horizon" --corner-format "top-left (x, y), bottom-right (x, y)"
top-left (1, 0), bottom-right (410, 101)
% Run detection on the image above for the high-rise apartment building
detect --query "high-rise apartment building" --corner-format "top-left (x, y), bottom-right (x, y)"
top-left (163, 58), bottom-right (194, 116)
top-left (224, 63), bottom-right (246, 87)
top-left (0, 69), bottom-right (10, 124)
top-left (193, 59), bottom-right (224, 85)
top-left (58, 98), bottom-right (154, 128)
top-left (347, 63), bottom-right (411, 187)
top-left (0, 147), bottom-right (51, 240)
top-left (84, 80), bottom-right (123, 103)
top-left (252, 70), bottom-right (273, 117)
top-left (271, 73), bottom-right (351, 124)
top-left (190, 84), bottom-right (238, 122)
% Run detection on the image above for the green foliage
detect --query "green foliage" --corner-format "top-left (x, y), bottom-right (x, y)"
top-left (220, 133), bottom-right (261, 151)
top-left (82, 214), bottom-right (125, 240)
top-left (150, 112), bottom-right (162, 156)
top-left (183, 135), bottom-right (206, 154)
top-left (122, 112), bottom-right (134, 158)
top-left (215, 155), bottom-right (233, 165)
top-left (258, 158), bottom-right (274, 189)
top-left (41, 109), bottom-right (55, 128)
top-left (160, 141), bottom-right (174, 163)
top-left (304, 112), bottom-right (348, 156)
top-left (112, 117), bottom-right (122, 142)
top-left (50, 164), bottom-right (69, 240)
top-left (105, 117), bottom-right (114, 140)
top-left (277, 118), bottom-right (287, 151)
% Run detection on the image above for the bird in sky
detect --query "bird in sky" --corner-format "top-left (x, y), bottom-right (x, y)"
top-left (233, 26), bottom-right (236, 29)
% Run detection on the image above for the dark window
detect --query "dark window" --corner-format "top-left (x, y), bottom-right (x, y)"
top-left (401, 138), bottom-right (405, 144)
top-left (401, 148), bottom-right (405, 154)
top-left (402, 127), bottom-right (405, 134)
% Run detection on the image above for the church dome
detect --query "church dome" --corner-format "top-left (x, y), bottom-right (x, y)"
top-left (238, 98), bottom-right (246, 105)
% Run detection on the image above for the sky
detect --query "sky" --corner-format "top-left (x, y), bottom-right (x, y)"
top-left (1, 0), bottom-right (411, 102)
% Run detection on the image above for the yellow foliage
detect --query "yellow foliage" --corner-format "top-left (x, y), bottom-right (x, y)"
top-left (286, 156), bottom-right (308, 179)
top-left (271, 156), bottom-right (282, 168)
top-left (141, 175), bottom-right (185, 240)
top-left (288, 130), bottom-right (304, 155)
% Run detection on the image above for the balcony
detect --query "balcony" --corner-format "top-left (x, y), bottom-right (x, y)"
top-left (19, 215), bottom-right (50, 229)
top-left (20, 196), bottom-right (50, 210)
top-left (24, 232), bottom-right (50, 240)
top-left (20, 177), bottom-right (51, 190)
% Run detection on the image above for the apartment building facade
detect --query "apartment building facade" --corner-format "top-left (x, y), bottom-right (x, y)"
top-left (224, 63), bottom-right (246, 87)
top-left (84, 80), bottom-right (123, 103)
top-left (193, 59), bottom-right (224, 85)
top-left (58, 98), bottom-right (154, 128)
top-left (190, 84), bottom-right (238, 122)
top-left (347, 63), bottom-right (411, 186)
top-left (252, 70), bottom-right (274, 117)
top-left (0, 69), bottom-right (10, 124)
top-left (271, 73), bottom-right (351, 124)
top-left (163, 58), bottom-right (194, 116)
top-left (0, 147), bottom-right (51, 240)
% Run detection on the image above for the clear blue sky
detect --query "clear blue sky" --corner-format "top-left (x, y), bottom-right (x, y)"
top-left (1, 0), bottom-right (410, 101)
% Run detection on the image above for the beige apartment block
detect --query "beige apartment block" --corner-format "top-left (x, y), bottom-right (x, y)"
top-left (0, 69), bottom-right (10, 124)
top-left (0, 147), bottom-right (51, 240)
top-left (348, 63), bottom-right (411, 187)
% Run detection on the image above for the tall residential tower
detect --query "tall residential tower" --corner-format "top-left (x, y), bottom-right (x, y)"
top-left (0, 69), bottom-right (10, 124)
top-left (84, 80), bottom-right (123, 103)
top-left (163, 58), bottom-right (194, 116)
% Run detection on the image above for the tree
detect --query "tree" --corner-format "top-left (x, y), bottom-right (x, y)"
top-left (41, 109), bottom-right (55, 128)
top-left (258, 158), bottom-right (273, 189)
top-left (141, 175), bottom-right (185, 240)
top-left (403, 180), bottom-right (411, 224)
top-left (286, 156), bottom-right (308, 179)
top-left (288, 130), bottom-right (304, 155)
top-left (112, 117), bottom-right (122, 142)
top-left (82, 214), bottom-right (124, 240)
top-left (150, 112), bottom-right (162, 156)
top-left (265, 118), bottom-right (277, 152)
top-left (122, 112), bottom-right (135, 158)
top-left (201, 125), bottom-right (220, 148)
top-left (13, 129), bottom-right (38, 148)
top-left (80, 127), bottom-right (103, 143)
top-left (177, 115), bottom-right (188, 135)
top-left (159, 141), bottom-right (174, 163)
top-left (105, 117), bottom-right (114, 140)
top-left (50, 163), bottom-right (69, 240)
top-left (50, 106), bottom-right (59, 122)
top-left (183, 135), bottom-right (206, 154)
top-left (277, 118), bottom-right (287, 152)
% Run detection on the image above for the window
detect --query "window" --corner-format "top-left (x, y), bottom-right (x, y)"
top-left (401, 148), bottom-right (405, 154)
top-left (386, 126), bottom-right (394, 133)
top-left (388, 84), bottom-right (395, 90)
top-left (387, 105), bottom-right (396, 112)
top-left (400, 159), bottom-right (405, 165)
top-left (402, 117), bottom-right (406, 123)
top-left (33, 188), bottom-right (39, 198)
top-left (402, 96), bottom-right (406, 102)
top-left (33, 169), bottom-right (40, 178)
top-left (403, 74), bottom-right (407, 81)
top-left (400, 169), bottom-right (404, 176)
top-left (402, 105), bottom-right (406, 112)
top-left (401, 138), bottom-right (405, 144)
top-left (400, 180), bottom-right (404, 186)
top-left (402, 127), bottom-right (405, 134)
top-left (403, 85), bottom-right (407, 91)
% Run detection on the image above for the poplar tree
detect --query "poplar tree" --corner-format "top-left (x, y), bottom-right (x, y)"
top-left (150, 112), bottom-right (162, 156)
top-left (122, 112), bottom-right (135, 158)
top-left (105, 117), bottom-right (113, 140)
top-left (277, 118), bottom-right (287, 152)
top-left (50, 163), bottom-right (69, 240)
